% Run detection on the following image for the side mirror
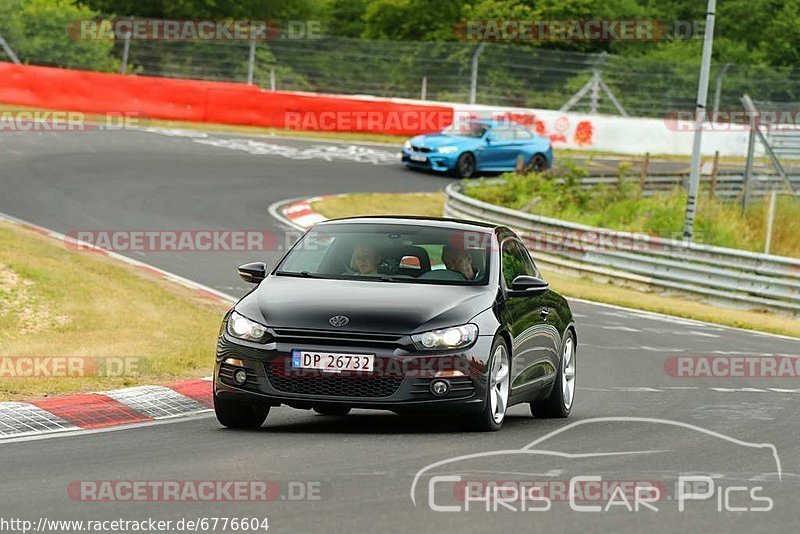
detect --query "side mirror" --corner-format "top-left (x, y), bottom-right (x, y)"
top-left (485, 134), bottom-right (496, 144)
top-left (510, 275), bottom-right (549, 294)
top-left (238, 262), bottom-right (267, 283)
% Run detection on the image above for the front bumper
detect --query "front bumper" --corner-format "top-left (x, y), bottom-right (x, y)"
top-left (214, 331), bottom-right (493, 414)
top-left (401, 148), bottom-right (455, 173)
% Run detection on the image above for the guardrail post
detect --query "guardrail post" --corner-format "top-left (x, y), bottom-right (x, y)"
top-left (709, 150), bottom-right (719, 199)
top-left (246, 34), bottom-right (257, 85)
top-left (469, 43), bottom-right (485, 105)
top-left (764, 190), bottom-right (777, 254)
top-left (421, 76), bottom-right (427, 100)
top-left (515, 155), bottom-right (525, 175)
top-left (0, 33), bottom-right (20, 64)
top-left (119, 18), bottom-right (132, 75)
top-left (270, 68), bottom-right (276, 91)
top-left (639, 153), bottom-right (649, 197)
top-left (742, 118), bottom-right (756, 214)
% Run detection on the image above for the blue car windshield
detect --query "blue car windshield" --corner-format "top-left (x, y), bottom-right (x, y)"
top-left (442, 122), bottom-right (488, 138)
top-left (276, 223), bottom-right (491, 286)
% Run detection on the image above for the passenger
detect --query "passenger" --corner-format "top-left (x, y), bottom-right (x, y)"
top-left (346, 243), bottom-right (381, 275)
top-left (442, 245), bottom-right (479, 280)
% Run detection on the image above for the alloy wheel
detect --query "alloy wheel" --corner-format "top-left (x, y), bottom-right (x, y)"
top-left (489, 344), bottom-right (510, 424)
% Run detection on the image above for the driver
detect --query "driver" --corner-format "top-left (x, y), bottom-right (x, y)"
top-left (441, 245), bottom-right (479, 280)
top-left (345, 242), bottom-right (381, 275)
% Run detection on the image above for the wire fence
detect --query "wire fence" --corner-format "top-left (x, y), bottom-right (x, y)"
top-left (4, 33), bottom-right (800, 119)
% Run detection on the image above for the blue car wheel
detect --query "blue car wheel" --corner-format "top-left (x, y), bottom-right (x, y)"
top-left (455, 152), bottom-right (476, 178)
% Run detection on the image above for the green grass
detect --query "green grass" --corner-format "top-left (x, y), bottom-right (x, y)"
top-left (464, 167), bottom-right (800, 258)
top-left (311, 192), bottom-right (800, 338)
top-left (0, 222), bottom-right (229, 400)
top-left (312, 192), bottom-right (446, 219)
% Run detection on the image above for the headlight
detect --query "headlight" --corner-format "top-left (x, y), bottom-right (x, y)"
top-left (403, 140), bottom-right (412, 150)
top-left (411, 324), bottom-right (478, 350)
top-left (437, 145), bottom-right (459, 154)
top-left (227, 311), bottom-right (268, 342)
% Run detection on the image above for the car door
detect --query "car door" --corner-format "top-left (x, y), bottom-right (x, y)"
top-left (478, 127), bottom-right (518, 170)
top-left (500, 239), bottom-right (561, 397)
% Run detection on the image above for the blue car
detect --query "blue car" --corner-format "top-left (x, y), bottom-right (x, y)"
top-left (402, 120), bottom-right (553, 178)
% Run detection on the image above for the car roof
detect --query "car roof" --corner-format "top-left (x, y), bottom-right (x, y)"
top-left (316, 215), bottom-right (500, 232)
top-left (462, 119), bottom-right (527, 129)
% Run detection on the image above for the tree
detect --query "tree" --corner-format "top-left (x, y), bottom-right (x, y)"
top-left (0, 0), bottom-right (118, 71)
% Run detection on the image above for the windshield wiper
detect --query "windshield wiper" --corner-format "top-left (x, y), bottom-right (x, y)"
top-left (276, 271), bottom-right (328, 279)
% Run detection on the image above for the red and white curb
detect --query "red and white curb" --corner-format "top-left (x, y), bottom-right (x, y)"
top-left (0, 211), bottom-right (236, 440)
top-left (272, 196), bottom-right (334, 230)
top-left (0, 379), bottom-right (213, 439)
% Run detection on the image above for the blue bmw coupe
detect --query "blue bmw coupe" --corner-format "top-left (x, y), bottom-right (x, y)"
top-left (402, 120), bottom-right (553, 178)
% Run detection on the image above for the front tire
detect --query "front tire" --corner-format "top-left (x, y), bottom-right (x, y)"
top-left (530, 331), bottom-right (576, 418)
top-left (455, 152), bottom-right (477, 178)
top-left (214, 395), bottom-right (270, 429)
top-left (468, 337), bottom-right (510, 432)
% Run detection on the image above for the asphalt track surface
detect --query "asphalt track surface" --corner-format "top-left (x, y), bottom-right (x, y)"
top-left (1, 128), bottom-right (799, 533)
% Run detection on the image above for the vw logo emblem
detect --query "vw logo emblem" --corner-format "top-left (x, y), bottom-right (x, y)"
top-left (329, 315), bottom-right (349, 327)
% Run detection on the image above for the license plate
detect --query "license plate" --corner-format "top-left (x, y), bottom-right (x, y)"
top-left (291, 350), bottom-right (374, 373)
top-left (410, 153), bottom-right (427, 162)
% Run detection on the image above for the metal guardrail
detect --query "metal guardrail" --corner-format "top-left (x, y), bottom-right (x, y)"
top-left (444, 182), bottom-right (800, 313)
top-left (580, 173), bottom-right (798, 198)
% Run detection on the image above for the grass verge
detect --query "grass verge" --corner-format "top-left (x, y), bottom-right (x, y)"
top-left (465, 169), bottom-right (800, 258)
top-left (311, 192), bottom-right (799, 338)
top-left (0, 221), bottom-right (229, 401)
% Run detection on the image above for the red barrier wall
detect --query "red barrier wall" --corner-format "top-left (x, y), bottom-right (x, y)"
top-left (0, 62), bottom-right (453, 135)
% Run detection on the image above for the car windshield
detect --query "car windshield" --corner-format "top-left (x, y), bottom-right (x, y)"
top-left (441, 122), bottom-right (488, 138)
top-left (276, 223), bottom-right (491, 285)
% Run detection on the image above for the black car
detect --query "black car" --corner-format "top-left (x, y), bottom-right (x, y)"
top-left (214, 217), bottom-right (576, 431)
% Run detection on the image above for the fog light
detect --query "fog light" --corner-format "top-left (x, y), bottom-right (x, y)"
top-left (430, 379), bottom-right (450, 396)
top-left (233, 368), bottom-right (248, 386)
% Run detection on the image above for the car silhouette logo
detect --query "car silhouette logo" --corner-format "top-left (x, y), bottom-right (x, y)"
top-left (329, 315), bottom-right (349, 327)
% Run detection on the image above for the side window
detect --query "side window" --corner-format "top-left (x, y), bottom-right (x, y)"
top-left (514, 127), bottom-right (534, 140)
top-left (501, 240), bottom-right (538, 287)
top-left (491, 128), bottom-right (515, 141)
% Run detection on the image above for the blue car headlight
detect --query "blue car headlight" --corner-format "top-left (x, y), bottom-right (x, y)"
top-left (411, 324), bottom-right (478, 350)
top-left (437, 146), bottom-right (459, 154)
top-left (403, 140), bottom-right (412, 150)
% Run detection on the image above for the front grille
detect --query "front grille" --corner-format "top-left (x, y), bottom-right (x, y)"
top-left (410, 145), bottom-right (433, 153)
top-left (271, 328), bottom-right (402, 347)
top-left (265, 359), bottom-right (403, 398)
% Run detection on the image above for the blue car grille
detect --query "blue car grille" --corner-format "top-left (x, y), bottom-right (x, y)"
top-left (410, 145), bottom-right (433, 153)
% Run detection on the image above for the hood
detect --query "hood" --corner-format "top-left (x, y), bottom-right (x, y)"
top-left (236, 275), bottom-right (494, 335)
top-left (410, 133), bottom-right (479, 149)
